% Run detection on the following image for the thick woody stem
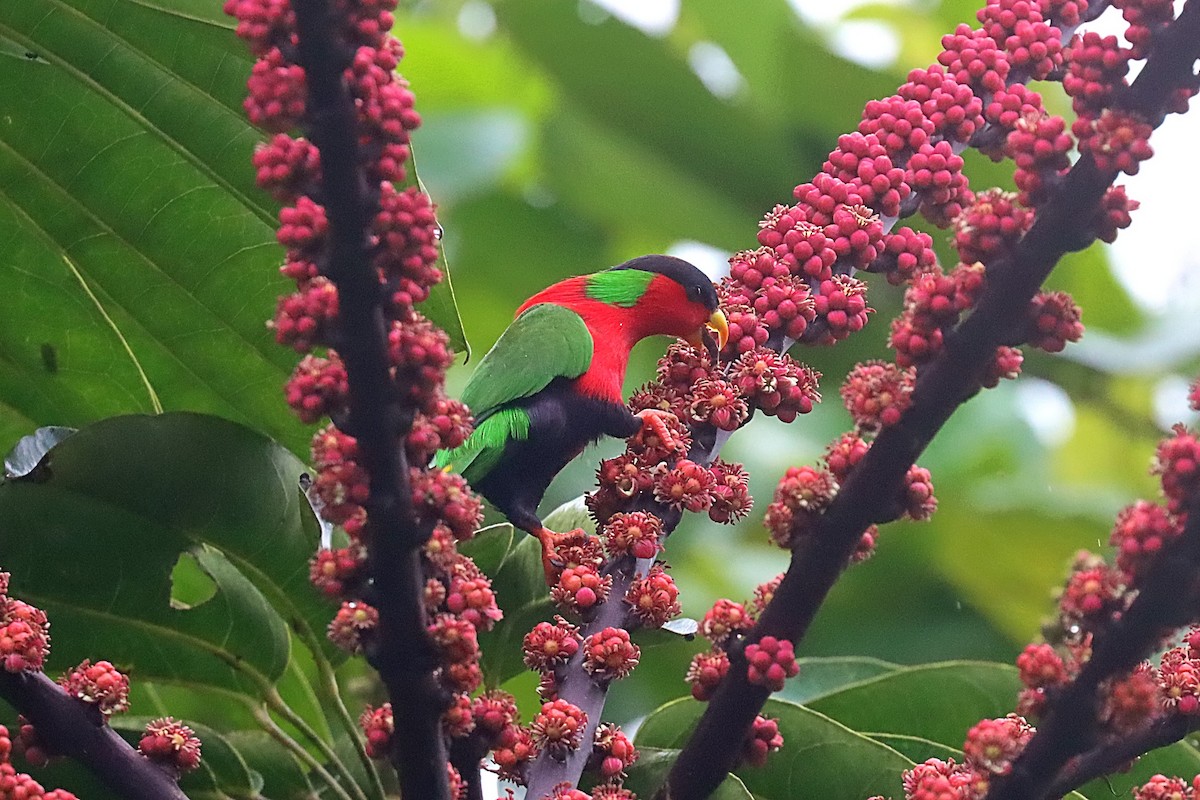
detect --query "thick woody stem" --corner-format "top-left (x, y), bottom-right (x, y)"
top-left (659, 4), bottom-right (1200, 798)
top-left (288, 1), bottom-right (449, 797)
top-left (0, 670), bottom-right (188, 800)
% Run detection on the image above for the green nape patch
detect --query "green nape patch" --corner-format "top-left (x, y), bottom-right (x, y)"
top-left (585, 268), bottom-right (655, 308)
top-left (434, 407), bottom-right (531, 482)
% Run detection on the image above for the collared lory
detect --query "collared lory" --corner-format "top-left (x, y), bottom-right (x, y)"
top-left (435, 255), bottom-right (728, 581)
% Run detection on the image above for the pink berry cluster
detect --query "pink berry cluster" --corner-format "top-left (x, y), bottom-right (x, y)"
top-left (0, 725), bottom-right (77, 800)
top-left (682, 576), bottom-right (788, 766)
top-left (224, 0), bottom-right (503, 767)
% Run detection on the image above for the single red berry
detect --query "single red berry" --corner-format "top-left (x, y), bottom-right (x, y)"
top-left (138, 717), bottom-right (203, 773)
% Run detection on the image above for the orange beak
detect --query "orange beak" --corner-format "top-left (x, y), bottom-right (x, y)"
top-left (686, 310), bottom-right (729, 358)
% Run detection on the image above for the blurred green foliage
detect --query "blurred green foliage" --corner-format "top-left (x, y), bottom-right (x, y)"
top-left (3, 0), bottom-right (1200, 795)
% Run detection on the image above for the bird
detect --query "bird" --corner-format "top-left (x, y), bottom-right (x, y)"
top-left (434, 254), bottom-right (728, 582)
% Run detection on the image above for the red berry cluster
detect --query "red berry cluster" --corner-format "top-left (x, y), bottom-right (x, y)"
top-left (58, 659), bottom-right (130, 717)
top-left (138, 717), bottom-right (203, 775)
top-left (743, 636), bottom-right (800, 691)
top-left (0, 581), bottom-right (49, 674)
top-left (0, 724), bottom-right (78, 800)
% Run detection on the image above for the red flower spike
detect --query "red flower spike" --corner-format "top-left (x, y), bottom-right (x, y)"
top-left (822, 132), bottom-right (910, 217)
top-left (841, 361), bottom-right (916, 432)
top-left (271, 277), bottom-right (338, 353)
top-left (583, 627), bottom-right (640, 682)
top-left (493, 724), bottom-right (537, 783)
top-left (327, 600), bottom-right (378, 654)
top-left (423, 524), bottom-right (459, 571)
top-left (982, 346), bottom-right (1025, 388)
top-left (859, 95), bottom-right (936, 155)
top-left (625, 565), bottom-right (682, 628)
top-left (427, 613), bottom-right (479, 665)
top-left (850, 525), bottom-right (880, 564)
top-left (656, 341), bottom-right (714, 394)
top-left (1060, 565), bottom-right (1124, 620)
top-left (1074, 109), bottom-right (1155, 175)
top-left (603, 511), bottom-right (664, 560)
top-left (898, 66), bottom-right (984, 145)
top-left (596, 454), bottom-right (655, 500)
top-left (591, 784), bottom-right (637, 800)
top-left (1111, 500), bottom-right (1182, 580)
top-left (253, 134), bottom-right (319, 201)
top-left (729, 247), bottom-right (791, 291)
top-left (442, 693), bottom-right (475, 738)
top-left (1092, 185), bottom-right (1139, 244)
top-left (812, 275), bottom-right (871, 343)
top-left (1135, 775), bottom-right (1192, 800)
top-left (0, 599), bottom-right (50, 673)
top-left (977, 0), bottom-right (1063, 80)
top-left (730, 348), bottom-right (820, 423)
top-left (591, 722), bottom-right (638, 780)
top-left (409, 466), bottom-right (483, 542)
top-left (522, 617), bottom-right (582, 672)
top-left (708, 459), bottom-right (753, 524)
top-left (764, 465), bottom-right (839, 549)
top-left (544, 783), bottom-right (590, 800)
top-left (359, 703), bottom-right (394, 759)
top-left (954, 189), bottom-right (1032, 264)
top-left (373, 183), bottom-right (442, 294)
top-left (58, 660), bottom-right (129, 716)
top-left (445, 561), bottom-right (502, 631)
top-left (744, 636), bottom-right (800, 691)
top-left (628, 382), bottom-right (688, 421)
top-left (223, 0), bottom-right (294, 54)
top-left (902, 758), bottom-right (981, 800)
top-left (653, 459), bottom-right (716, 513)
top-left (286, 353), bottom-right (349, 424)
top-left (686, 649), bottom-right (731, 701)
top-left (720, 303), bottom-right (770, 358)
top-left (1102, 664), bottom-right (1159, 732)
top-left (751, 574), bottom-right (784, 618)
top-left (406, 395), bottom-right (473, 464)
top-left (869, 226), bottom-right (936, 286)
top-left (752, 274), bottom-right (817, 341)
top-left (688, 378), bottom-right (749, 432)
top-left (903, 465), bottom-right (938, 521)
top-left (387, 314), bottom-right (454, 406)
top-left (962, 714), bottom-right (1034, 776)
top-left (1158, 647), bottom-right (1200, 714)
top-left (740, 715), bottom-right (784, 768)
top-left (824, 432), bottom-right (870, 482)
top-left (1153, 425), bottom-right (1200, 515)
top-left (244, 47), bottom-right (306, 132)
top-left (700, 599), bottom-right (753, 647)
top-left (1063, 32), bottom-right (1131, 117)
top-left (138, 717), bottom-right (203, 773)
top-left (1016, 643), bottom-right (1070, 690)
top-left (938, 24), bottom-right (1010, 95)
top-left (551, 564), bottom-right (613, 613)
top-left (1026, 291), bottom-right (1084, 353)
top-left (1008, 112), bottom-right (1073, 207)
top-left (470, 690), bottom-right (519, 738)
top-left (530, 699), bottom-right (588, 760)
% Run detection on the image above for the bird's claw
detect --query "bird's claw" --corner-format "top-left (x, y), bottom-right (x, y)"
top-left (535, 527), bottom-right (585, 586)
top-left (634, 408), bottom-right (682, 453)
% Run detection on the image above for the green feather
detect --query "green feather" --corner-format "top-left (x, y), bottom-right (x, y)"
top-left (459, 303), bottom-right (593, 421)
top-left (585, 269), bottom-right (655, 308)
top-left (434, 407), bottom-right (530, 483)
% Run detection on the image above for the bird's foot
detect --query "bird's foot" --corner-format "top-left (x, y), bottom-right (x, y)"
top-left (633, 408), bottom-right (685, 455)
top-left (535, 527), bottom-right (588, 585)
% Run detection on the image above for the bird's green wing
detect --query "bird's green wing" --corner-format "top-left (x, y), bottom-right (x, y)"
top-left (433, 303), bottom-right (592, 482)
top-left (459, 303), bottom-right (593, 420)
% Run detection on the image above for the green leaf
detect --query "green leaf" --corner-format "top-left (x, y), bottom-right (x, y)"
top-left (635, 696), bottom-right (912, 799)
top-left (0, 412), bottom-right (331, 694)
top-left (623, 747), bottom-right (754, 800)
top-left (805, 661), bottom-right (1022, 748)
top-left (224, 730), bottom-right (318, 800)
top-left (780, 656), bottom-right (901, 705)
top-left (1077, 739), bottom-right (1200, 800)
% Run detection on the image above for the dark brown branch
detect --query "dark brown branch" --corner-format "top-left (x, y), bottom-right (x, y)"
top-left (1045, 714), bottom-right (1200, 798)
top-left (0, 670), bottom-right (187, 800)
top-left (659, 4), bottom-right (1200, 797)
top-left (288, 2), bottom-right (449, 797)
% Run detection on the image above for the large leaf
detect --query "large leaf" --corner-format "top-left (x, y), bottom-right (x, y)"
top-left (805, 661), bottom-right (1022, 748)
top-left (636, 696), bottom-right (912, 800)
top-left (780, 655), bottom-right (901, 705)
top-left (0, 0), bottom-right (464, 458)
top-left (0, 413), bottom-right (329, 693)
top-left (623, 747), bottom-right (754, 800)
